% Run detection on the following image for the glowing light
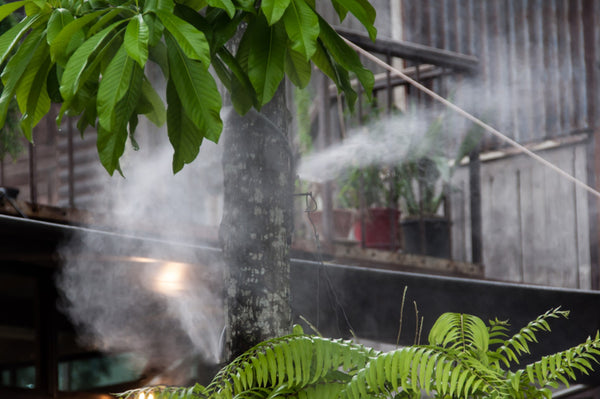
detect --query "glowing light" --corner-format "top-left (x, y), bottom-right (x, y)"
top-left (138, 393), bottom-right (145, 399)
top-left (154, 262), bottom-right (188, 295)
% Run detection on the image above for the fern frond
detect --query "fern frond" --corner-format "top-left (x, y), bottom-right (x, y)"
top-left (495, 307), bottom-right (569, 366)
top-left (204, 331), bottom-right (378, 398)
top-left (428, 312), bottom-right (489, 354)
top-left (516, 332), bottom-right (600, 392)
top-left (338, 344), bottom-right (504, 399)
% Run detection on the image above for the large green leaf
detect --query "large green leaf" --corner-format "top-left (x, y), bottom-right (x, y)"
top-left (166, 78), bottom-right (203, 173)
top-left (155, 10), bottom-right (210, 67)
top-left (0, 29), bottom-right (44, 129)
top-left (49, 9), bottom-right (108, 63)
top-left (60, 20), bottom-right (125, 102)
top-left (46, 8), bottom-right (74, 44)
top-left (261, 0), bottom-right (290, 25)
top-left (88, 7), bottom-right (123, 35)
top-left (317, 16), bottom-right (373, 96)
top-left (285, 48), bottom-right (311, 88)
top-left (96, 124), bottom-right (127, 176)
top-left (282, 0), bottom-right (318, 60)
top-left (97, 45), bottom-right (135, 132)
top-left (0, 14), bottom-right (41, 66)
top-left (124, 14), bottom-right (149, 67)
top-left (136, 76), bottom-right (166, 126)
top-left (311, 40), bottom-right (356, 108)
top-left (333, 0), bottom-right (376, 40)
top-left (165, 32), bottom-right (222, 143)
top-left (207, 0), bottom-right (235, 18)
top-left (245, 15), bottom-right (286, 106)
top-left (144, 0), bottom-right (175, 13)
top-left (0, 0), bottom-right (28, 24)
top-left (216, 48), bottom-right (257, 114)
top-left (331, 0), bottom-right (348, 22)
top-left (15, 43), bottom-right (51, 140)
top-left (97, 61), bottom-right (143, 175)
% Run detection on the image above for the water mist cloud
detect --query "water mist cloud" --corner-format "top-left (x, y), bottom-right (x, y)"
top-left (57, 124), bottom-right (226, 376)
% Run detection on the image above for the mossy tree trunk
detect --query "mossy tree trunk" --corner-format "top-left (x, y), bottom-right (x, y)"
top-left (220, 85), bottom-right (294, 361)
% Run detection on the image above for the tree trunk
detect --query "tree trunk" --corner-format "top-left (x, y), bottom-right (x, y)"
top-left (220, 85), bottom-right (294, 361)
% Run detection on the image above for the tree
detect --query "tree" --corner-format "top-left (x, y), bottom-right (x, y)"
top-left (0, 0), bottom-right (375, 359)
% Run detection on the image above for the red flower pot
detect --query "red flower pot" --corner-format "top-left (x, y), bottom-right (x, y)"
top-left (353, 208), bottom-right (400, 250)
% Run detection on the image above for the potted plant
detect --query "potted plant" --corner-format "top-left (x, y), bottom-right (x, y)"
top-left (398, 116), bottom-right (483, 258)
top-left (337, 165), bottom-right (401, 250)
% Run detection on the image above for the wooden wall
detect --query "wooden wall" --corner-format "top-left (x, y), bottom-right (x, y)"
top-left (451, 142), bottom-right (591, 289)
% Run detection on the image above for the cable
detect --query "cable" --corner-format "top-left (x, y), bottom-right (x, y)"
top-left (342, 38), bottom-right (600, 200)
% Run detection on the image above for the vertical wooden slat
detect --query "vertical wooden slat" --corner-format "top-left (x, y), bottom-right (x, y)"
top-left (569, 0), bottom-right (586, 130)
top-left (582, 0), bottom-right (600, 289)
top-left (527, 0), bottom-right (547, 139)
top-left (556, 0), bottom-right (574, 134)
top-left (542, 0), bottom-right (561, 138)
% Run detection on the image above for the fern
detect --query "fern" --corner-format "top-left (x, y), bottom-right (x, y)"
top-left (118, 308), bottom-right (600, 399)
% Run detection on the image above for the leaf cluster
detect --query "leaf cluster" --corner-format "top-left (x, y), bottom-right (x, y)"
top-left (0, 0), bottom-right (376, 174)
top-left (117, 307), bottom-right (600, 399)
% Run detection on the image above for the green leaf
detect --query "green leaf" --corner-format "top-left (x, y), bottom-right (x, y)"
top-left (285, 48), bottom-right (311, 88)
top-left (317, 15), bottom-right (373, 97)
top-left (46, 64), bottom-right (62, 102)
top-left (47, 8), bottom-right (74, 45)
top-left (96, 124), bottom-right (126, 176)
top-left (166, 32), bottom-right (222, 143)
top-left (334, 0), bottom-right (376, 41)
top-left (311, 40), bottom-right (357, 109)
top-left (0, 15), bottom-right (42, 66)
top-left (177, 0), bottom-right (207, 10)
top-left (0, 29), bottom-right (44, 130)
top-left (16, 44), bottom-right (51, 140)
top-left (165, 79), bottom-right (203, 173)
top-left (207, 0), bottom-right (236, 18)
top-left (245, 15), bottom-right (286, 106)
top-left (97, 61), bottom-right (143, 175)
top-left (282, 0), bottom-right (318, 60)
top-left (216, 48), bottom-right (257, 114)
top-left (156, 10), bottom-right (210, 67)
top-left (261, 0), bottom-right (290, 25)
top-left (60, 20), bottom-right (125, 102)
top-left (0, 1), bottom-right (27, 24)
top-left (149, 39), bottom-right (169, 76)
top-left (88, 7), bottom-right (123, 35)
top-left (96, 45), bottom-right (134, 131)
top-left (137, 77), bottom-right (166, 126)
top-left (331, 0), bottom-right (348, 22)
top-left (144, 0), bottom-right (175, 13)
top-left (50, 9), bottom-right (108, 63)
top-left (124, 14), bottom-right (149, 67)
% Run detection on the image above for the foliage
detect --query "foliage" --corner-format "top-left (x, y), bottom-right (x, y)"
top-left (0, 0), bottom-right (22, 162)
top-left (399, 116), bottom-right (483, 216)
top-left (0, 0), bottom-right (375, 175)
top-left (117, 308), bottom-right (600, 399)
top-left (337, 165), bottom-right (393, 209)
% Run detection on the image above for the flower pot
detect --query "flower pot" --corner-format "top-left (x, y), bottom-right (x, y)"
top-left (353, 207), bottom-right (400, 250)
top-left (400, 216), bottom-right (451, 259)
top-left (309, 209), bottom-right (354, 240)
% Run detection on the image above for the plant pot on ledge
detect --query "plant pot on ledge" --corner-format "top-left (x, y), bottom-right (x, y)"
top-left (353, 207), bottom-right (401, 250)
top-left (400, 216), bottom-right (450, 259)
top-left (309, 209), bottom-right (354, 240)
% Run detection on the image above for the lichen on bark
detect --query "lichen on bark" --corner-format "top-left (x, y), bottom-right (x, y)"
top-left (219, 85), bottom-right (294, 361)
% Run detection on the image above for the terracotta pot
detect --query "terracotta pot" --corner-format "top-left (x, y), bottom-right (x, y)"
top-left (353, 207), bottom-right (400, 250)
top-left (400, 216), bottom-right (451, 259)
top-left (309, 209), bottom-right (354, 239)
